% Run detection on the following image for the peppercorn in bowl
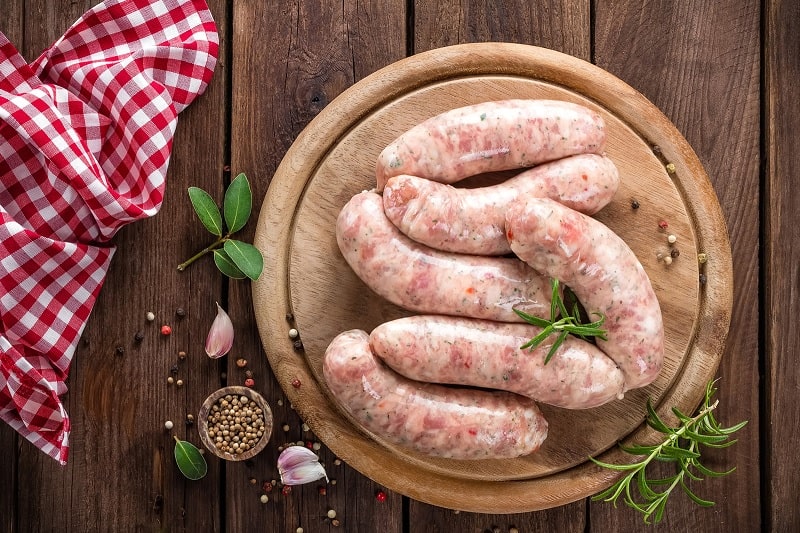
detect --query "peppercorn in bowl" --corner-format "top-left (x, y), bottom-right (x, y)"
top-left (198, 386), bottom-right (273, 461)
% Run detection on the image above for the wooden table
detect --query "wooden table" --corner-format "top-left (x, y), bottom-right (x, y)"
top-left (0, 1), bottom-right (794, 531)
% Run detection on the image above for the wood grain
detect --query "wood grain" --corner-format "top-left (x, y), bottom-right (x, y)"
top-left (593, 1), bottom-right (761, 530)
top-left (765, 0), bottom-right (800, 530)
top-left (252, 43), bottom-right (731, 514)
top-left (227, 1), bottom-right (406, 532)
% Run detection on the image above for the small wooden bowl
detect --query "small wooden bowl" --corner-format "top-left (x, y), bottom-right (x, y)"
top-left (198, 386), bottom-right (273, 461)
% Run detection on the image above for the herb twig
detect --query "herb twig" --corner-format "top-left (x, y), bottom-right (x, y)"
top-left (177, 173), bottom-right (263, 280)
top-left (513, 278), bottom-right (606, 364)
top-left (590, 379), bottom-right (747, 524)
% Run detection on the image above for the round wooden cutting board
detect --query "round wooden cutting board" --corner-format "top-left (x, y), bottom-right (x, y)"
top-left (252, 43), bottom-right (732, 513)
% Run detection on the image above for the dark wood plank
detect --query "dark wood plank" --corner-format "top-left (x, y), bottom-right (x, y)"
top-left (414, 0), bottom-right (590, 57)
top-left (764, 0), bottom-right (800, 530)
top-left (0, 4), bottom-right (25, 529)
top-left (593, 1), bottom-right (760, 530)
top-left (410, 1), bottom-right (589, 530)
top-left (226, 1), bottom-right (406, 531)
top-left (12, 1), bottom-right (230, 530)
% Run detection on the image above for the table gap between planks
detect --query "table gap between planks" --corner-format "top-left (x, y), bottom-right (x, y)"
top-left (0, 0), bottom-right (794, 532)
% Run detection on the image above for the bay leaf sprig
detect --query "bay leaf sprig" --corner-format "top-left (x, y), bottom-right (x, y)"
top-left (513, 278), bottom-right (607, 364)
top-left (177, 173), bottom-right (263, 280)
top-left (590, 379), bottom-right (747, 524)
top-left (173, 436), bottom-right (208, 480)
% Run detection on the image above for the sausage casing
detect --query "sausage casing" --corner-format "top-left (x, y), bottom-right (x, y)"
top-left (336, 191), bottom-right (552, 322)
top-left (505, 198), bottom-right (664, 390)
top-left (376, 99), bottom-right (607, 191)
top-left (383, 154), bottom-right (620, 255)
top-left (323, 329), bottom-right (549, 459)
top-left (369, 315), bottom-right (625, 409)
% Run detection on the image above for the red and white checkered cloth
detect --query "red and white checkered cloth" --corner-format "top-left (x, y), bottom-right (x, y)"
top-left (0, 0), bottom-right (218, 465)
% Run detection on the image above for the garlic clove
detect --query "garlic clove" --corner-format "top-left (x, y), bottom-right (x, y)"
top-left (278, 445), bottom-right (328, 485)
top-left (205, 303), bottom-right (234, 358)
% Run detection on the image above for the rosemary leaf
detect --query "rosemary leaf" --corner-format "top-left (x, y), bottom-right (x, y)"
top-left (590, 379), bottom-right (747, 524)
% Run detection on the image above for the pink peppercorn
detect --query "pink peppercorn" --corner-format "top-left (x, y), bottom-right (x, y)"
top-left (291, 378), bottom-right (301, 388)
top-left (658, 220), bottom-right (669, 230)
top-left (375, 490), bottom-right (387, 502)
top-left (244, 378), bottom-right (255, 387)
top-left (160, 325), bottom-right (172, 336)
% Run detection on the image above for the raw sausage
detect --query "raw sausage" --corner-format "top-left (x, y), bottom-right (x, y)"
top-left (375, 99), bottom-right (607, 191)
top-left (383, 154), bottom-right (620, 255)
top-left (336, 191), bottom-right (552, 322)
top-left (505, 198), bottom-right (664, 390)
top-left (369, 315), bottom-right (625, 409)
top-left (323, 329), bottom-right (549, 459)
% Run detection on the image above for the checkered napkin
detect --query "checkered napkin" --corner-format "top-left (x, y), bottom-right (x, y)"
top-left (0, 0), bottom-right (218, 465)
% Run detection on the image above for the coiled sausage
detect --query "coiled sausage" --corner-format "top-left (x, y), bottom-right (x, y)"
top-left (376, 99), bottom-right (607, 192)
top-left (336, 191), bottom-right (552, 322)
top-left (383, 154), bottom-right (620, 255)
top-left (323, 329), bottom-right (549, 459)
top-left (505, 198), bottom-right (664, 390)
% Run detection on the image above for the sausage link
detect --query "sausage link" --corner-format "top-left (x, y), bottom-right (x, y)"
top-left (505, 198), bottom-right (664, 390)
top-left (383, 154), bottom-right (620, 256)
top-left (323, 329), bottom-right (549, 459)
top-left (376, 99), bottom-right (607, 191)
top-left (369, 315), bottom-right (625, 409)
top-left (336, 191), bottom-right (552, 322)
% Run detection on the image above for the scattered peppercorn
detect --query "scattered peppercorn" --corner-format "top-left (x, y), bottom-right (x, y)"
top-left (698, 253), bottom-right (708, 264)
top-left (260, 494), bottom-right (269, 504)
top-left (288, 328), bottom-right (299, 339)
top-left (245, 370), bottom-right (253, 378)
top-left (285, 313), bottom-right (294, 322)
top-left (161, 325), bottom-right (172, 336)
top-left (293, 340), bottom-right (304, 351)
top-left (652, 145), bottom-right (662, 155)
top-left (146, 311), bottom-right (155, 322)
top-left (630, 199), bottom-right (640, 210)
top-left (176, 307), bottom-right (186, 318)
top-left (375, 490), bottom-right (387, 502)
top-left (134, 331), bottom-right (144, 343)
top-left (312, 442), bottom-right (321, 451)
top-left (333, 459), bottom-right (342, 466)
top-left (291, 378), bottom-right (302, 388)
top-left (666, 162), bottom-right (676, 174)
top-left (670, 248), bottom-right (680, 258)
top-left (185, 415), bottom-right (194, 427)
top-left (167, 377), bottom-right (175, 385)
top-left (509, 528), bottom-right (519, 533)
top-left (331, 519), bottom-right (340, 527)
top-left (176, 379), bottom-right (184, 387)
top-left (327, 510), bottom-right (337, 519)
top-left (164, 420), bottom-right (174, 430)
top-left (178, 350), bottom-right (187, 360)
top-left (330, 479), bottom-right (337, 485)
top-left (667, 234), bottom-right (677, 244)
top-left (170, 365), bottom-right (179, 375)
top-left (699, 273), bottom-right (707, 285)
top-left (663, 256), bottom-right (673, 266)
top-left (263, 481), bottom-right (274, 492)
top-left (318, 486), bottom-right (327, 496)
top-left (236, 358), bottom-right (248, 368)
top-left (282, 424), bottom-right (290, 432)
top-left (282, 485), bottom-right (292, 495)
top-left (115, 345), bottom-right (124, 356)
top-left (244, 378), bottom-right (255, 388)
top-left (658, 220), bottom-right (669, 230)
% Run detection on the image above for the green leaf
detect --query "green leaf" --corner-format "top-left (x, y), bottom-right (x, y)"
top-left (173, 437), bottom-right (207, 480)
top-left (188, 187), bottom-right (223, 236)
top-left (513, 308), bottom-right (550, 328)
top-left (213, 249), bottom-right (247, 279)
top-left (223, 173), bottom-right (252, 234)
top-left (224, 239), bottom-right (263, 280)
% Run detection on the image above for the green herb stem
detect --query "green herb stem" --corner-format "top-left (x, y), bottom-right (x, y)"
top-left (176, 235), bottom-right (229, 271)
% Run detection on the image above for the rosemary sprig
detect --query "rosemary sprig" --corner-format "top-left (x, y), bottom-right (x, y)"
top-left (590, 379), bottom-right (748, 524)
top-left (513, 278), bottom-right (607, 364)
